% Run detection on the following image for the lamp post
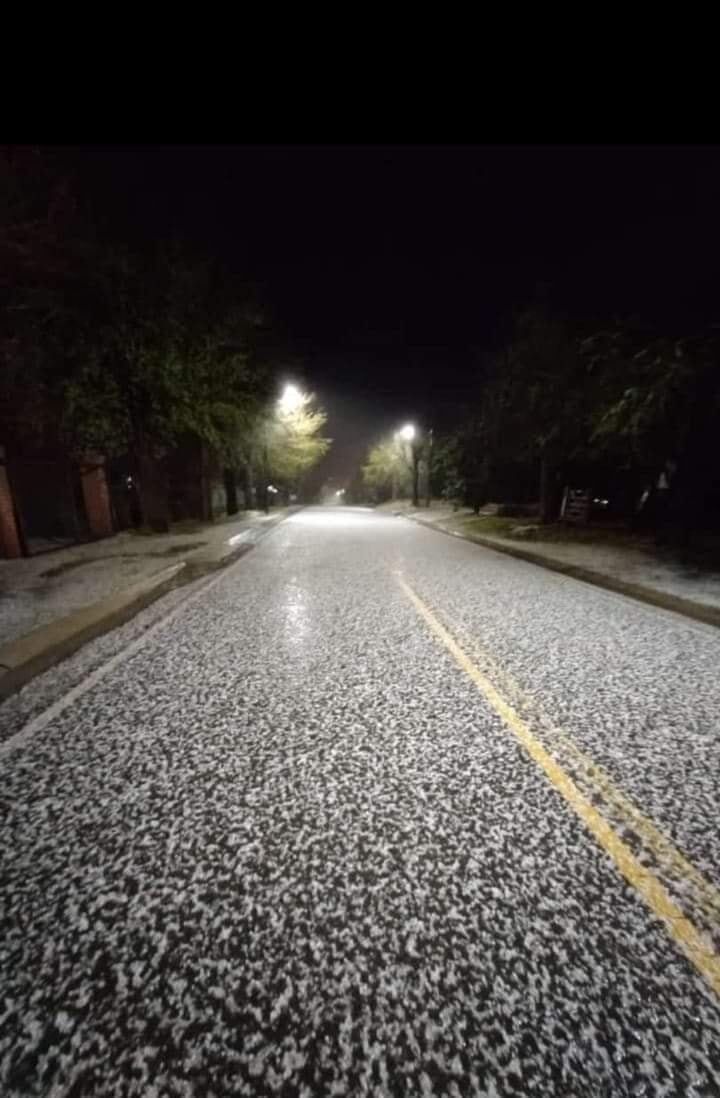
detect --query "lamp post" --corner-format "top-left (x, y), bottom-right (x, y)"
top-left (398, 424), bottom-right (420, 508)
top-left (270, 384), bottom-right (306, 510)
top-left (425, 426), bottom-right (433, 508)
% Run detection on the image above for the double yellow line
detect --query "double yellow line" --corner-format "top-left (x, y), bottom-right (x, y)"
top-left (397, 574), bottom-right (720, 998)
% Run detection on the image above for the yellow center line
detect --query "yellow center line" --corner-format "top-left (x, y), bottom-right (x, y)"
top-left (396, 573), bottom-right (720, 998)
top-left (428, 603), bottom-right (720, 930)
top-left (548, 726), bottom-right (720, 925)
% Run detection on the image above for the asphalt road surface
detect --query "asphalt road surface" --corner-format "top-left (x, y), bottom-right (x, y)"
top-left (2, 507), bottom-right (720, 1097)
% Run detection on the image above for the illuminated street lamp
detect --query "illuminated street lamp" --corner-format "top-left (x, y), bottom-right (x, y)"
top-left (396, 423), bottom-right (420, 507)
top-left (267, 386), bottom-right (305, 514)
top-left (278, 383), bottom-right (303, 414)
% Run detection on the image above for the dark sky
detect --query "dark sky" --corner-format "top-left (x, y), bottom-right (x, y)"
top-left (72, 145), bottom-right (720, 486)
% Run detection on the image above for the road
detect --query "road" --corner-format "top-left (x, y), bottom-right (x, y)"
top-left (2, 506), bottom-right (720, 1097)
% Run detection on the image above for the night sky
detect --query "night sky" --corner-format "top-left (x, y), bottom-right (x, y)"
top-left (71, 145), bottom-right (720, 487)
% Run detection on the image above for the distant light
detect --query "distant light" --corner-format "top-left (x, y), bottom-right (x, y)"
top-left (335, 488), bottom-right (345, 497)
top-left (398, 424), bottom-right (416, 441)
top-left (278, 384), bottom-right (304, 413)
top-left (267, 484), bottom-right (278, 494)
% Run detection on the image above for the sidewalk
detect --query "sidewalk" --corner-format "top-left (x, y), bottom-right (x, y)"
top-left (0, 510), bottom-right (289, 649)
top-left (387, 502), bottom-right (720, 626)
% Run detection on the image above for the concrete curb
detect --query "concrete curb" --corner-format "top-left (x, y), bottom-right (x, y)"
top-left (0, 507), bottom-right (298, 701)
top-left (404, 514), bottom-right (720, 630)
top-left (0, 563), bottom-right (186, 700)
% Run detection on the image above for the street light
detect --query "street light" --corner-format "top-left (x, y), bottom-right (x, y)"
top-left (396, 423), bottom-right (420, 507)
top-left (278, 384), bottom-right (303, 414)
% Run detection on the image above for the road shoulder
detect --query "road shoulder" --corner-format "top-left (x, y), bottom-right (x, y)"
top-left (0, 509), bottom-right (297, 700)
top-left (403, 511), bottom-right (720, 630)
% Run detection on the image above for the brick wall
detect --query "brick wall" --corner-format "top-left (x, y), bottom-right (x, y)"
top-left (0, 447), bottom-right (22, 558)
top-left (81, 455), bottom-right (114, 539)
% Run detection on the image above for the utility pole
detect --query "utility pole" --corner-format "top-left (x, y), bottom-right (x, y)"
top-left (397, 423), bottom-right (419, 508)
top-left (425, 427), bottom-right (433, 508)
top-left (411, 443), bottom-right (420, 508)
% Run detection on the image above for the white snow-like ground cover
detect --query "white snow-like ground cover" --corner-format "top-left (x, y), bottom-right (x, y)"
top-left (482, 535), bottom-right (720, 610)
top-left (402, 506), bottom-right (720, 613)
top-left (0, 512), bottom-right (280, 647)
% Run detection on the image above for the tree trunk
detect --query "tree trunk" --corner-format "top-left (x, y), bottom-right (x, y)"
top-left (136, 444), bottom-right (169, 533)
top-left (199, 443), bottom-right (213, 523)
top-left (224, 468), bottom-right (239, 515)
top-left (411, 452), bottom-right (420, 508)
top-left (667, 461), bottom-right (700, 549)
top-left (240, 463), bottom-right (254, 510)
top-left (261, 446), bottom-right (269, 514)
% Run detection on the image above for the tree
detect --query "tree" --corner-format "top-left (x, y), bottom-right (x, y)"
top-left (2, 150), bottom-right (274, 532)
top-left (405, 433), bottom-right (421, 508)
top-left (480, 310), bottom-right (595, 521)
top-left (361, 435), bottom-right (412, 502)
top-left (60, 248), bottom-right (271, 530)
top-left (1, 156), bottom-right (269, 531)
top-left (475, 311), bottom-right (720, 536)
top-left (0, 146), bottom-right (98, 450)
top-left (585, 327), bottom-right (720, 539)
top-left (428, 433), bottom-right (462, 505)
top-left (262, 390), bottom-right (330, 504)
